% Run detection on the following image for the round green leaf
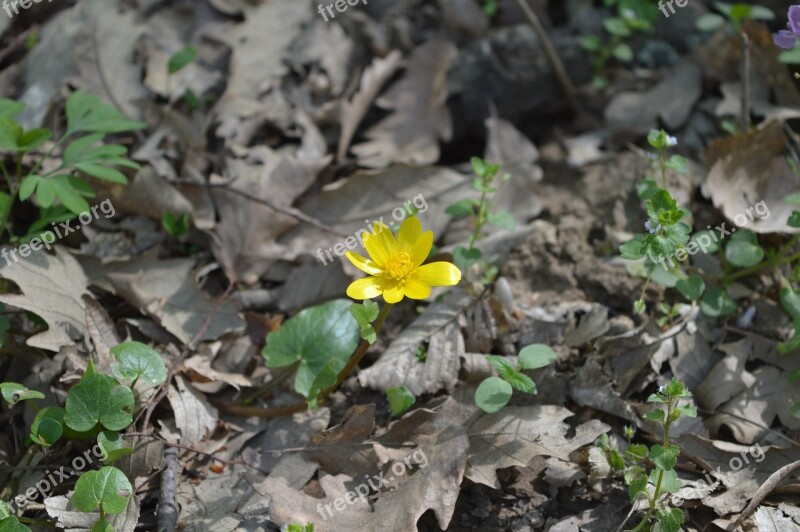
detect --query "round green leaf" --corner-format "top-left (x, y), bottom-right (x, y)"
top-left (72, 466), bottom-right (132, 515)
top-left (518, 344), bottom-right (557, 370)
top-left (31, 407), bottom-right (65, 447)
top-left (262, 299), bottom-right (360, 398)
top-left (725, 238), bottom-right (764, 268)
top-left (64, 374), bottom-right (134, 433)
top-left (475, 377), bottom-right (513, 413)
top-left (91, 521), bottom-right (114, 532)
top-left (386, 387), bottom-right (416, 416)
top-left (110, 341), bottom-right (167, 385)
top-left (675, 275), bottom-right (705, 301)
top-left (97, 431), bottom-right (135, 465)
top-left (0, 516), bottom-right (29, 532)
top-left (700, 287), bottom-right (736, 317)
top-left (612, 43), bottom-right (633, 62)
top-left (0, 382), bottom-right (44, 405)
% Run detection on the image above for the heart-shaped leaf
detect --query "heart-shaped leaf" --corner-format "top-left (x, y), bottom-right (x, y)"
top-left (72, 466), bottom-right (132, 515)
top-left (676, 275), bottom-right (705, 301)
top-left (64, 374), bottom-right (134, 433)
top-left (110, 342), bottom-right (167, 385)
top-left (725, 230), bottom-right (764, 268)
top-left (262, 299), bottom-right (359, 398)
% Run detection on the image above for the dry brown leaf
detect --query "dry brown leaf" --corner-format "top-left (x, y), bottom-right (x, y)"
top-left (45, 494), bottom-right (140, 532)
top-left (0, 247), bottom-right (88, 351)
top-left (753, 506), bottom-right (800, 531)
top-left (465, 406), bottom-right (610, 488)
top-left (166, 376), bottom-right (219, 445)
top-left (359, 288), bottom-right (472, 394)
top-left (83, 294), bottom-right (119, 372)
top-left (337, 50), bottom-right (403, 161)
top-left (306, 404), bottom-right (376, 477)
top-left (183, 354), bottom-right (251, 390)
top-left (351, 39), bottom-right (456, 168)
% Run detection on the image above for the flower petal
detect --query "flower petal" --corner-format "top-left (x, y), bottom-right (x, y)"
top-left (775, 29), bottom-right (799, 49)
top-left (403, 278), bottom-right (432, 300)
top-left (411, 231), bottom-right (434, 267)
top-left (412, 262), bottom-right (462, 287)
top-left (397, 217), bottom-right (422, 251)
top-left (363, 223), bottom-right (396, 266)
top-left (345, 252), bottom-right (383, 275)
top-left (383, 284), bottom-right (405, 304)
top-left (346, 277), bottom-right (383, 300)
top-left (789, 5), bottom-right (800, 34)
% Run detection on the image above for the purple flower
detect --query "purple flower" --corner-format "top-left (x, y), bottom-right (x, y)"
top-left (775, 5), bottom-right (800, 49)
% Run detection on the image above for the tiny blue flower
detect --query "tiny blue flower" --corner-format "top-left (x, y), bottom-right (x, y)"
top-left (665, 135), bottom-right (678, 147)
top-left (775, 5), bottom-right (800, 49)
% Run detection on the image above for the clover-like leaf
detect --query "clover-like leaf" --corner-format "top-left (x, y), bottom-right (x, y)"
top-left (386, 387), bottom-right (416, 416)
top-left (263, 299), bottom-right (360, 398)
top-left (64, 374), bottom-right (134, 433)
top-left (518, 344), bottom-right (557, 370)
top-left (72, 466), bottom-right (132, 515)
top-left (0, 382), bottom-right (44, 405)
top-left (97, 431), bottom-right (134, 465)
top-left (475, 376), bottom-right (513, 413)
top-left (110, 341), bottom-right (167, 386)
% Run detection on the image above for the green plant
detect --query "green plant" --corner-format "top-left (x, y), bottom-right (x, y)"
top-left (447, 157), bottom-right (514, 282)
top-left (0, 91), bottom-right (143, 242)
top-left (0, 341), bottom-right (166, 530)
top-left (474, 344), bottom-right (556, 413)
top-left (580, 1), bottom-right (655, 88)
top-left (386, 387), bottom-right (416, 416)
top-left (481, 0), bottom-right (498, 17)
top-left (284, 524), bottom-right (314, 532)
top-left (696, 2), bottom-right (774, 32)
top-left (162, 211), bottom-right (190, 237)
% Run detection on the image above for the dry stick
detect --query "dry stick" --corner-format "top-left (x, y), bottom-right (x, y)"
top-left (740, 32), bottom-right (751, 131)
top-left (727, 459), bottom-right (800, 531)
top-left (222, 302), bottom-right (394, 418)
top-left (512, 0), bottom-right (578, 111)
top-left (157, 446), bottom-right (180, 532)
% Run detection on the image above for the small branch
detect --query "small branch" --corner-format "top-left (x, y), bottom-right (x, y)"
top-left (740, 32), bottom-right (751, 131)
top-left (512, 0), bottom-right (578, 111)
top-left (157, 446), bottom-right (180, 532)
top-left (727, 459), bottom-right (800, 531)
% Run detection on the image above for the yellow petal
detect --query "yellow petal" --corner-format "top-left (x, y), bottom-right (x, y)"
top-left (397, 217), bottom-right (422, 251)
top-left (403, 278), bottom-right (432, 300)
top-left (346, 277), bottom-right (382, 300)
top-left (412, 262), bottom-right (462, 287)
top-left (345, 252), bottom-right (383, 275)
top-left (383, 284), bottom-right (405, 304)
top-left (363, 223), bottom-right (396, 266)
top-left (410, 231), bottom-right (433, 267)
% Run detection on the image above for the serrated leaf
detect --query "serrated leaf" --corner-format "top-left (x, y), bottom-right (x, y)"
top-left (386, 387), bottom-right (416, 416)
top-left (654, 507), bottom-right (684, 532)
top-left (64, 374), bottom-right (134, 433)
top-left (262, 299), bottom-right (359, 398)
top-left (643, 408), bottom-right (665, 422)
top-left (109, 341), bottom-right (167, 385)
top-left (475, 377), bottom-right (513, 413)
top-left (649, 443), bottom-right (680, 470)
top-left (72, 466), bottom-right (132, 515)
top-left (629, 475), bottom-right (648, 501)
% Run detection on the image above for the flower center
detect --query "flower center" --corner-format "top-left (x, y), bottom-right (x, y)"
top-left (385, 251), bottom-right (414, 281)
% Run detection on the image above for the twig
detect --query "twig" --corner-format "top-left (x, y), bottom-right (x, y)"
top-left (727, 459), bottom-right (800, 531)
top-left (512, 0), bottom-right (578, 111)
top-left (157, 446), bottom-right (180, 532)
top-left (740, 31), bottom-right (751, 131)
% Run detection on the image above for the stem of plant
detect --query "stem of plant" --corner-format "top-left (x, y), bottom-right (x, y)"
top-left (632, 398), bottom-right (674, 532)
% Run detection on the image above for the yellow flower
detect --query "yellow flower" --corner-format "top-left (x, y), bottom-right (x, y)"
top-left (345, 218), bottom-right (461, 304)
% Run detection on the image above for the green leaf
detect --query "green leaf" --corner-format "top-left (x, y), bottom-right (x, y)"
top-left (634, 299), bottom-right (646, 315)
top-left (627, 444), bottom-right (648, 460)
top-left (612, 43), bottom-right (633, 62)
top-left (643, 408), bottom-right (665, 422)
top-left (647, 129), bottom-right (667, 149)
top-left (628, 474), bottom-right (648, 501)
top-left (72, 466), bottom-right (132, 515)
top-left (780, 47), bottom-right (800, 65)
top-left (501, 368), bottom-right (536, 394)
top-left (695, 13), bottom-right (725, 32)
top-left (604, 17), bottom-right (631, 37)
top-left (19, 174), bottom-right (40, 201)
top-left (349, 300), bottom-right (379, 344)
top-left (518, 344), bottom-right (557, 370)
top-left (109, 341), bottom-right (167, 385)
top-left (0, 99), bottom-right (25, 119)
top-left (580, 35), bottom-right (601, 51)
top-left (74, 163), bottom-right (128, 184)
top-left (789, 211), bottom-right (800, 228)
top-left (649, 443), bottom-right (680, 470)
top-left (306, 359), bottom-right (342, 410)
top-left (747, 5), bottom-right (773, 20)
top-left (386, 387), bottom-right (416, 416)
top-left (654, 507), bottom-right (685, 532)
top-left (637, 179), bottom-right (659, 200)
top-left (0, 516), bottom-right (30, 532)
top-left (18, 128), bottom-right (51, 151)
top-left (791, 402), bottom-right (800, 418)
top-left (701, 286), bottom-right (736, 317)
top-left (64, 373), bottom-right (135, 432)
top-left (475, 376), bottom-right (513, 413)
top-left (654, 468), bottom-right (682, 494)
top-left (725, 231), bottom-right (764, 268)
top-left (0, 116), bottom-right (23, 151)
top-left (162, 212), bottom-right (190, 237)
top-left (445, 199), bottom-right (477, 218)
top-left (453, 246), bottom-right (481, 270)
top-left (262, 299), bottom-right (360, 398)
top-left (66, 90), bottom-right (145, 135)
top-left (97, 431), bottom-right (135, 465)
top-left (487, 210), bottom-right (516, 231)
top-left (781, 287), bottom-right (800, 320)
top-left (168, 46), bottom-right (198, 74)
top-left (35, 179), bottom-right (56, 208)
top-left (0, 382), bottom-right (45, 405)
top-left (676, 275), bottom-right (705, 301)
top-left (91, 521), bottom-right (114, 532)
top-left (51, 176), bottom-right (90, 214)
top-left (689, 229), bottom-right (720, 253)
top-left (665, 377), bottom-right (690, 398)
top-left (666, 155), bottom-right (688, 173)
top-left (620, 235), bottom-right (646, 260)
top-left (30, 406), bottom-right (64, 447)
top-left (676, 403), bottom-right (697, 418)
